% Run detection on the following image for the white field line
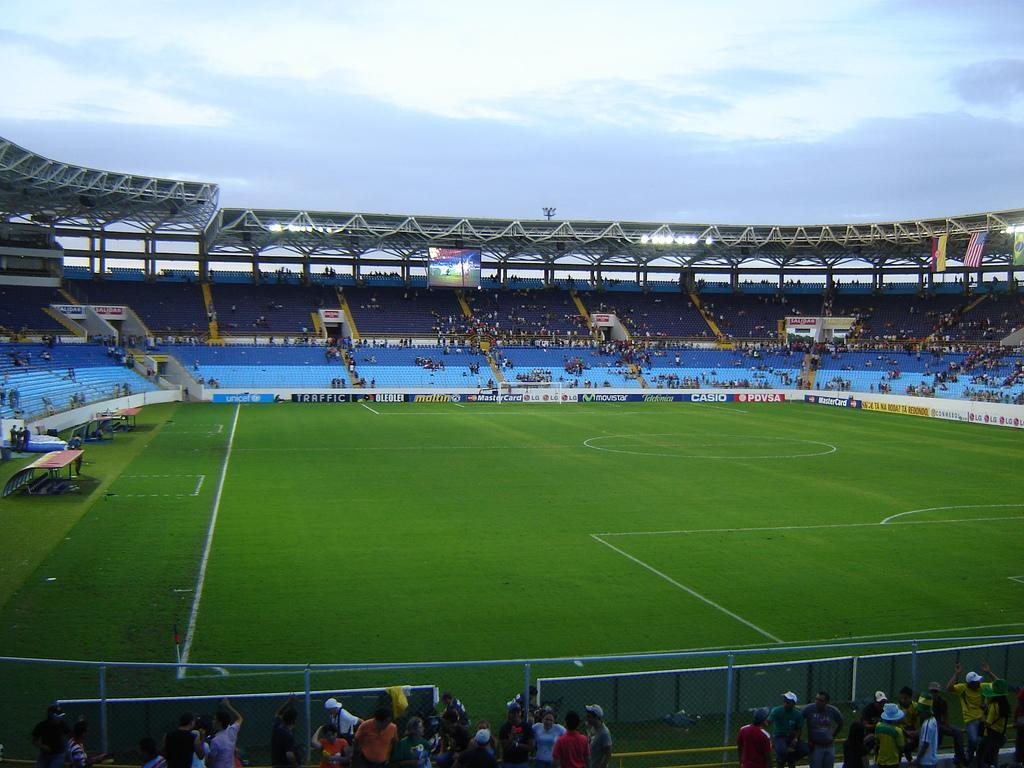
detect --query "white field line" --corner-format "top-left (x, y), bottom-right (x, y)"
top-left (593, 513), bottom-right (1024, 538)
top-left (361, 403), bottom-right (380, 415)
top-left (1009, 576), bottom-right (1024, 585)
top-left (178, 403), bottom-right (241, 679)
top-left (235, 444), bottom-right (581, 452)
top-left (115, 493), bottom-right (200, 498)
top-left (590, 533), bottom-right (784, 643)
top-left (570, 623), bottom-right (1024, 657)
top-left (880, 504), bottom-right (1024, 525)
top-left (124, 474), bottom-right (203, 478)
top-left (191, 475), bottom-right (205, 496)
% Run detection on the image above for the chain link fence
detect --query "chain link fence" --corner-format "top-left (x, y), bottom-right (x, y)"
top-left (3, 637), bottom-right (1021, 767)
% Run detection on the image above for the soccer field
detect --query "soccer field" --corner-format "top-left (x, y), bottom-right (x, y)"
top-left (2, 399), bottom-right (1023, 746)
top-left (3, 400), bottom-right (1022, 659)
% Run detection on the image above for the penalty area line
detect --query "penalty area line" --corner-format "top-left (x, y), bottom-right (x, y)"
top-left (178, 403), bottom-right (240, 679)
top-left (590, 534), bottom-right (784, 643)
top-left (361, 403), bottom-right (380, 415)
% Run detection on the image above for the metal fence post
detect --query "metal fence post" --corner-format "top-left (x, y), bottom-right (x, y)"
top-left (99, 665), bottom-right (108, 753)
top-left (722, 653), bottom-right (735, 763)
top-left (305, 665), bottom-right (312, 766)
top-left (524, 662), bottom-right (531, 716)
top-left (910, 641), bottom-right (918, 692)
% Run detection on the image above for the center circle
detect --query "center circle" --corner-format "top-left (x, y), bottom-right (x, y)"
top-left (582, 432), bottom-right (837, 459)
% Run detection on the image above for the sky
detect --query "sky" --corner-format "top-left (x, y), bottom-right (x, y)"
top-left (2, 0), bottom-right (1023, 225)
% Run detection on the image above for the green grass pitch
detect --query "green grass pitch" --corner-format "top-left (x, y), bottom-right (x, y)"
top-left (1, 400), bottom-right (1022, 753)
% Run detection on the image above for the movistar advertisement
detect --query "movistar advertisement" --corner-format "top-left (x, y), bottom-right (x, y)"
top-left (428, 247), bottom-right (481, 288)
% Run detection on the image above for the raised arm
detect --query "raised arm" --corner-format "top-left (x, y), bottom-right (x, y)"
top-left (945, 663), bottom-right (962, 692)
top-left (276, 694), bottom-right (297, 719)
top-left (222, 698), bottom-right (243, 729)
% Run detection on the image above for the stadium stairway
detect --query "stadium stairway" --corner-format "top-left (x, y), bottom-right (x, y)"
top-left (58, 287), bottom-right (80, 305)
top-left (455, 289), bottom-right (474, 321)
top-left (201, 283), bottom-right (223, 343)
top-left (338, 287), bottom-right (360, 341)
top-left (801, 352), bottom-right (817, 389)
top-left (629, 362), bottom-right (648, 388)
top-left (341, 347), bottom-right (359, 386)
top-left (688, 288), bottom-right (728, 343)
top-left (570, 290), bottom-right (600, 341)
top-left (485, 348), bottom-right (505, 385)
top-left (42, 306), bottom-right (87, 338)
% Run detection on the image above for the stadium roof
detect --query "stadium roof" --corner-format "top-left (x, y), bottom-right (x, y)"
top-left (206, 207), bottom-right (1024, 271)
top-left (2, 137), bottom-right (1023, 272)
top-left (0, 136), bottom-right (219, 233)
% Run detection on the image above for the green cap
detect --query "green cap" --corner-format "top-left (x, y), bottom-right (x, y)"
top-left (981, 679), bottom-right (1007, 698)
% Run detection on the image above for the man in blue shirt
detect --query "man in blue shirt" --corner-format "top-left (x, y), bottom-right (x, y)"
top-left (802, 691), bottom-right (843, 768)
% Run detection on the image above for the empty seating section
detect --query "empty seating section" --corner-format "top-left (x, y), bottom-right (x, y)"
top-left (646, 348), bottom-right (803, 389)
top-left (1, 343), bottom-right (159, 419)
top-left (0, 285), bottom-right (67, 332)
top-left (164, 344), bottom-right (345, 389)
top-left (464, 289), bottom-right (588, 338)
top-left (493, 346), bottom-right (639, 388)
top-left (702, 294), bottom-right (823, 338)
top-left (586, 293), bottom-right (711, 338)
top-left (352, 346), bottom-right (492, 388)
top-left (67, 281), bottom-right (208, 334)
top-left (344, 287), bottom-right (464, 336)
top-left (830, 294), bottom-right (964, 340)
top-left (210, 284), bottom-right (339, 334)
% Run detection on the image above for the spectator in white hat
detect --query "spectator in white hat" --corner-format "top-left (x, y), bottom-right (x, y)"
top-left (325, 698), bottom-right (362, 742)
top-left (767, 692), bottom-right (808, 768)
top-left (945, 661), bottom-right (997, 765)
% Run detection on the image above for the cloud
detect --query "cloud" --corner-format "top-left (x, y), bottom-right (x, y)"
top-left (952, 59), bottom-right (1024, 106)
top-left (6, 0), bottom-right (1017, 141)
top-left (0, 39), bottom-right (230, 128)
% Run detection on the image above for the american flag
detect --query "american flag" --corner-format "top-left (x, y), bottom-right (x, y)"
top-left (964, 231), bottom-right (987, 268)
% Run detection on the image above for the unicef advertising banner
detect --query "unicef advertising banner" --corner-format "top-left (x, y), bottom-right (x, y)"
top-left (213, 393), bottom-right (276, 403)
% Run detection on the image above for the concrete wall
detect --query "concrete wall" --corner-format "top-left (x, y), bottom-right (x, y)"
top-left (28, 388), bottom-right (182, 433)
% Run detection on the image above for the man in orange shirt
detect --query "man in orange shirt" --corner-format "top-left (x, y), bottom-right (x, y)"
top-left (353, 708), bottom-right (398, 768)
top-left (552, 712), bottom-right (589, 768)
top-left (312, 724), bottom-right (350, 768)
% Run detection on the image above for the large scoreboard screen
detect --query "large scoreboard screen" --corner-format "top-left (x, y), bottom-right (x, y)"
top-left (428, 247), bottom-right (481, 288)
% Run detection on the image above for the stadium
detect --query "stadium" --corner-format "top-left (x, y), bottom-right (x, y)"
top-left (1, 130), bottom-right (1022, 768)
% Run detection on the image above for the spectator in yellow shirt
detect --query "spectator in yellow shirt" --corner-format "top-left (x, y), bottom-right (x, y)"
top-left (874, 703), bottom-right (906, 768)
top-left (976, 680), bottom-right (1010, 768)
top-left (945, 662), bottom-right (997, 764)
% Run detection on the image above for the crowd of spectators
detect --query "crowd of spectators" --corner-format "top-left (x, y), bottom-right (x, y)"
top-left (738, 664), bottom-right (1018, 768)
top-left (26, 662), bottom-right (1022, 768)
